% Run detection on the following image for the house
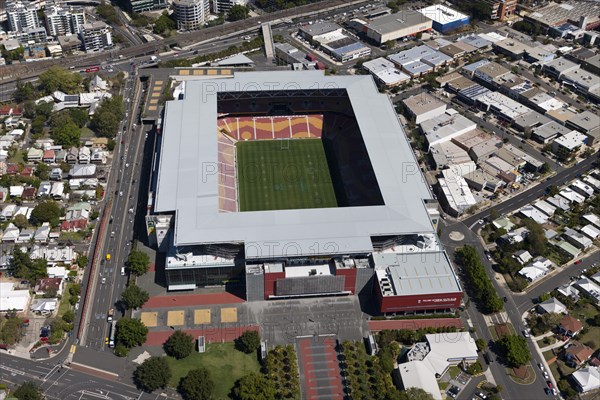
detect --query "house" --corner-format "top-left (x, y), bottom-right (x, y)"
top-left (90, 149), bottom-right (106, 164)
top-left (27, 147), bottom-right (44, 162)
top-left (571, 180), bottom-right (595, 198)
top-left (38, 181), bottom-right (52, 197)
top-left (55, 149), bottom-right (67, 163)
top-left (492, 217), bottom-right (515, 231)
top-left (2, 223), bottom-right (20, 242)
top-left (20, 166), bottom-right (34, 177)
top-left (91, 137), bottom-right (109, 149)
top-left (536, 297), bottom-right (567, 314)
top-left (47, 266), bottom-right (67, 279)
top-left (519, 257), bottom-right (552, 281)
top-left (574, 277), bottom-right (600, 304)
top-left (78, 147), bottom-right (91, 164)
top-left (16, 228), bottom-right (35, 243)
top-left (560, 188), bottom-right (585, 204)
top-left (514, 250), bottom-right (533, 265)
top-left (65, 202), bottom-right (91, 221)
top-left (30, 298), bottom-right (57, 315)
top-left (49, 168), bottom-right (63, 180)
top-left (533, 200), bottom-right (556, 217)
top-left (50, 182), bottom-right (65, 200)
top-left (519, 205), bottom-right (549, 224)
top-left (22, 187), bottom-right (37, 201)
top-left (499, 226), bottom-right (529, 245)
top-left (0, 205), bottom-right (16, 221)
top-left (0, 282), bottom-right (31, 312)
top-left (60, 219), bottom-right (88, 232)
top-left (571, 366), bottom-right (600, 393)
top-left (559, 315), bottom-right (583, 337)
top-left (42, 149), bottom-right (56, 164)
top-left (557, 282), bottom-right (580, 301)
top-left (564, 341), bottom-right (594, 367)
top-left (69, 164), bottom-right (96, 178)
top-left (10, 186), bottom-right (24, 198)
top-left (564, 228), bottom-right (593, 249)
top-left (30, 246), bottom-right (77, 267)
top-left (89, 75), bottom-right (108, 92)
top-left (34, 222), bottom-right (51, 243)
top-left (546, 195), bottom-right (571, 211)
top-left (551, 239), bottom-right (581, 259)
top-left (580, 224), bottom-right (600, 240)
top-left (583, 214), bottom-right (600, 229)
top-left (34, 277), bottom-right (65, 297)
top-left (66, 147), bottom-right (79, 164)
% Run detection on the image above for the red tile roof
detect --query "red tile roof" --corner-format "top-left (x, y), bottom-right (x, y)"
top-left (560, 315), bottom-right (583, 334)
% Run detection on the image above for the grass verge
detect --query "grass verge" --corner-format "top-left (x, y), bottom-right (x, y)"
top-left (165, 343), bottom-right (259, 399)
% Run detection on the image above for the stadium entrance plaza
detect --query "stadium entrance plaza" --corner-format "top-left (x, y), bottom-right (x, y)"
top-left (134, 293), bottom-right (366, 345)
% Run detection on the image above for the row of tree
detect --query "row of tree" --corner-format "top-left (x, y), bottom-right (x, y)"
top-left (456, 246), bottom-right (504, 314)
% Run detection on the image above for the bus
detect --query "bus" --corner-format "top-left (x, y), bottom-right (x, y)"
top-left (108, 320), bottom-right (116, 348)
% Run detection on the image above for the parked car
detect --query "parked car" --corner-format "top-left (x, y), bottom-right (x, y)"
top-left (546, 381), bottom-right (553, 389)
top-left (523, 329), bottom-right (531, 338)
top-left (538, 363), bottom-right (544, 370)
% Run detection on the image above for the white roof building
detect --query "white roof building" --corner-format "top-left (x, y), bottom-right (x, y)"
top-left (574, 277), bottom-right (600, 304)
top-left (546, 194), bottom-right (571, 211)
top-left (581, 224), bottom-right (600, 240)
top-left (533, 200), bottom-right (556, 216)
top-left (362, 58), bottom-right (410, 87)
top-left (560, 188), bottom-right (585, 204)
top-left (583, 214), bottom-right (600, 228)
top-left (421, 110), bottom-right (477, 150)
top-left (2, 223), bottom-right (20, 242)
top-left (47, 266), bottom-right (67, 278)
top-left (570, 180), bottom-right (595, 198)
top-left (30, 246), bottom-right (77, 266)
top-left (0, 282), bottom-right (30, 312)
top-left (514, 250), bottom-right (533, 265)
top-left (519, 257), bottom-right (551, 281)
top-left (519, 205), bottom-right (549, 224)
top-left (536, 297), bottom-right (567, 314)
top-left (398, 361), bottom-right (442, 400)
top-left (439, 169), bottom-right (477, 216)
top-left (553, 130), bottom-right (587, 151)
top-left (571, 367), bottom-right (600, 393)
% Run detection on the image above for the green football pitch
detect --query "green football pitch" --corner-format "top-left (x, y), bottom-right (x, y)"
top-left (236, 139), bottom-right (338, 212)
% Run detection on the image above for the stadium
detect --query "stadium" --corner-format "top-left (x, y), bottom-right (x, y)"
top-left (150, 71), bottom-right (462, 314)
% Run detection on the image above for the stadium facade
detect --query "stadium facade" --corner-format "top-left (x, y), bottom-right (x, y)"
top-left (148, 71), bottom-right (461, 314)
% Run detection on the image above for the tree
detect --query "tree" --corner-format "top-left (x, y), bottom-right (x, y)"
top-left (121, 285), bottom-right (150, 310)
top-left (384, 40), bottom-right (396, 50)
top-left (9, 247), bottom-right (47, 283)
top-left (13, 381), bottom-right (43, 400)
top-left (522, 219), bottom-right (548, 256)
top-left (466, 360), bottom-right (483, 375)
top-left (397, 388), bottom-right (434, 400)
top-left (51, 122), bottom-right (81, 147)
top-left (127, 249), bottom-right (151, 276)
top-left (69, 108), bottom-right (89, 128)
top-left (34, 162), bottom-right (49, 180)
top-left (231, 372), bottom-right (275, 400)
top-left (235, 330), bottom-right (260, 354)
top-left (62, 309), bottom-right (75, 323)
top-left (13, 214), bottom-right (29, 230)
top-left (38, 67), bottom-right (82, 95)
top-left (153, 12), bottom-right (176, 35)
top-left (179, 368), bottom-right (214, 400)
top-left (90, 96), bottom-right (124, 138)
top-left (115, 318), bottom-right (148, 349)
top-left (475, 338), bottom-right (488, 351)
top-left (14, 80), bottom-right (38, 103)
top-left (134, 356), bottom-right (172, 392)
top-left (164, 330), bottom-right (195, 359)
top-left (30, 200), bottom-right (62, 226)
top-left (498, 335), bottom-right (531, 367)
top-left (538, 292), bottom-right (551, 302)
top-left (31, 116), bottom-right (46, 136)
top-left (228, 5), bottom-right (249, 21)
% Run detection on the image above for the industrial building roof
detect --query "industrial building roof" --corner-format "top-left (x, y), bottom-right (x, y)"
top-left (365, 10), bottom-right (432, 35)
top-left (554, 130), bottom-right (588, 150)
top-left (374, 251), bottom-right (461, 297)
top-left (526, 0), bottom-right (600, 29)
top-left (298, 22), bottom-right (341, 38)
top-left (363, 58), bottom-right (410, 85)
top-left (402, 92), bottom-right (446, 117)
top-left (418, 4), bottom-right (469, 25)
top-left (155, 71), bottom-right (435, 259)
top-left (568, 111), bottom-right (600, 133)
top-left (421, 111), bottom-right (476, 147)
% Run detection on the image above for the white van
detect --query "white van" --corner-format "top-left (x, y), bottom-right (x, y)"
top-left (121, 267), bottom-right (125, 276)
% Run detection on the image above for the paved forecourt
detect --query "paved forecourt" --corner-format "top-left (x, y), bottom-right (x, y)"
top-left (236, 138), bottom-right (337, 212)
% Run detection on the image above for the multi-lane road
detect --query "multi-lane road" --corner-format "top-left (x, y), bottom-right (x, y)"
top-left (81, 71), bottom-right (150, 350)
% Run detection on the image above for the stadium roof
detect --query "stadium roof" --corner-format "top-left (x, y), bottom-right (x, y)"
top-left (155, 71), bottom-right (435, 259)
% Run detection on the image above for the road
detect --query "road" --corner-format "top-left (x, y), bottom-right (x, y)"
top-left (82, 70), bottom-right (149, 350)
top-left (443, 152), bottom-right (598, 399)
top-left (0, 0), bottom-right (374, 82)
top-left (463, 150), bottom-right (599, 227)
top-left (0, 352), bottom-right (165, 400)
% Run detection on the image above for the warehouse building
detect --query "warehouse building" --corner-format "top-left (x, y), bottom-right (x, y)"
top-left (362, 58), bottom-right (410, 87)
top-left (420, 110), bottom-right (477, 150)
top-left (418, 4), bottom-right (470, 34)
top-left (362, 10), bottom-right (432, 45)
top-left (403, 92), bottom-right (447, 124)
